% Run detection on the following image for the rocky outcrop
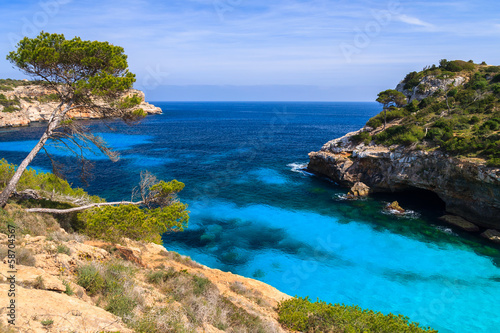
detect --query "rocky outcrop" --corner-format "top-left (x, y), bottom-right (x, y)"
top-left (308, 130), bottom-right (500, 229)
top-left (0, 232), bottom-right (290, 332)
top-left (385, 201), bottom-right (405, 214)
top-left (439, 215), bottom-right (480, 232)
top-left (481, 229), bottom-right (500, 243)
top-left (347, 182), bottom-right (370, 198)
top-left (0, 84), bottom-right (162, 128)
top-left (396, 75), bottom-right (468, 102)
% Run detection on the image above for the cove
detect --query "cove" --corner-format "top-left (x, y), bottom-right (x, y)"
top-left (1, 102), bottom-right (499, 332)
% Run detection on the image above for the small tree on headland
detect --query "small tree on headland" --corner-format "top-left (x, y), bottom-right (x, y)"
top-left (0, 32), bottom-right (146, 208)
top-left (376, 89), bottom-right (407, 129)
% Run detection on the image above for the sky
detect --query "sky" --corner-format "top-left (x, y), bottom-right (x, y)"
top-left (0, 0), bottom-right (499, 101)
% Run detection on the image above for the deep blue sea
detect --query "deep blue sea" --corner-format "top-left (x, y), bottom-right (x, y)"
top-left (1, 102), bottom-right (500, 333)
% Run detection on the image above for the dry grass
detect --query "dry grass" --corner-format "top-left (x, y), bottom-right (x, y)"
top-left (0, 203), bottom-right (60, 236)
top-left (0, 246), bottom-right (36, 266)
top-left (143, 267), bottom-right (266, 332)
top-left (159, 250), bottom-right (203, 269)
top-left (230, 281), bottom-right (272, 308)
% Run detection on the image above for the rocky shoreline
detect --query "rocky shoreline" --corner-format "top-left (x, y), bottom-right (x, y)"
top-left (0, 84), bottom-right (162, 128)
top-left (308, 129), bottom-right (500, 242)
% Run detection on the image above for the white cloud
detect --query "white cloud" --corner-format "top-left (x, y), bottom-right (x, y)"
top-left (395, 14), bottom-right (434, 28)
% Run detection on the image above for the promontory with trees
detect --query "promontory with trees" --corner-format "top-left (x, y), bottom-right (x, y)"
top-left (309, 59), bottom-right (500, 242)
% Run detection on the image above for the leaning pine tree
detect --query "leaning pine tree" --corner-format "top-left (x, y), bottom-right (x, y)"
top-left (0, 32), bottom-right (146, 207)
top-left (0, 32), bottom-right (189, 239)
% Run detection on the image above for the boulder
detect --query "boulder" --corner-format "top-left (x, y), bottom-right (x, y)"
top-left (481, 229), bottom-right (500, 243)
top-left (347, 182), bottom-right (370, 198)
top-left (0, 284), bottom-right (131, 332)
top-left (439, 215), bottom-right (480, 232)
top-left (385, 201), bottom-right (405, 214)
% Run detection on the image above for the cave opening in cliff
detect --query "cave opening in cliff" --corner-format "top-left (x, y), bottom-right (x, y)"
top-left (372, 187), bottom-right (446, 216)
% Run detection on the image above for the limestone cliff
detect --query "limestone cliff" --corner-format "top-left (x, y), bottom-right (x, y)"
top-left (308, 130), bottom-right (500, 229)
top-left (395, 75), bottom-right (467, 102)
top-left (0, 84), bottom-right (162, 128)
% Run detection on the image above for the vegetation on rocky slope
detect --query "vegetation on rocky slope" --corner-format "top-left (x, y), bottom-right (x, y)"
top-left (353, 60), bottom-right (500, 167)
top-left (278, 297), bottom-right (437, 333)
top-left (0, 78), bottom-right (36, 91)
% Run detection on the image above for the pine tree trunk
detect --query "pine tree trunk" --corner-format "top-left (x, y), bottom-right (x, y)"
top-left (0, 112), bottom-right (64, 208)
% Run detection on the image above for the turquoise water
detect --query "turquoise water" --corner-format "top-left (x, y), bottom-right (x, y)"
top-left (1, 102), bottom-right (499, 332)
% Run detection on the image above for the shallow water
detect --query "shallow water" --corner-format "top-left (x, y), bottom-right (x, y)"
top-left (1, 102), bottom-right (499, 332)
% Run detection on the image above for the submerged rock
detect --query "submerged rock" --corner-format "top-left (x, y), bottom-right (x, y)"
top-left (439, 215), bottom-right (480, 232)
top-left (481, 229), bottom-right (500, 243)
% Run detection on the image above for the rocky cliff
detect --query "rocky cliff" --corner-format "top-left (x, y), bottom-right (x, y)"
top-left (308, 130), bottom-right (500, 229)
top-left (0, 84), bottom-right (162, 128)
top-left (308, 61), bottom-right (500, 235)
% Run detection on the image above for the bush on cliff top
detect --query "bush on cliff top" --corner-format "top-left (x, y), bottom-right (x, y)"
top-left (278, 297), bottom-right (438, 333)
top-left (79, 199), bottom-right (189, 244)
top-left (364, 60), bottom-right (500, 164)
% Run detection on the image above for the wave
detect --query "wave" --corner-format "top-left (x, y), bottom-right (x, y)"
top-left (381, 207), bottom-right (421, 219)
top-left (287, 162), bottom-right (314, 176)
top-left (432, 225), bottom-right (458, 236)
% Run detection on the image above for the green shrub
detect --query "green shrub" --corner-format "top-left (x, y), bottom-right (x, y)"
top-left (405, 100), bottom-right (419, 112)
top-left (0, 85), bottom-right (14, 91)
top-left (63, 280), bottom-right (74, 296)
top-left (487, 158), bottom-right (500, 167)
top-left (403, 71), bottom-right (421, 90)
top-left (440, 59), bottom-right (475, 72)
top-left (56, 244), bottom-right (71, 255)
top-left (105, 294), bottom-right (137, 318)
top-left (76, 264), bottom-right (106, 296)
top-left (367, 117), bottom-right (382, 129)
top-left (366, 109), bottom-right (408, 129)
top-left (374, 125), bottom-right (425, 146)
top-left (0, 246), bottom-right (36, 266)
top-left (40, 319), bottom-right (54, 326)
top-left (80, 197), bottom-right (189, 244)
top-left (481, 120), bottom-right (500, 131)
top-left (192, 275), bottom-right (211, 296)
top-left (278, 297), bottom-right (437, 333)
top-left (351, 131), bottom-right (372, 145)
top-left (146, 268), bottom-right (179, 284)
top-left (38, 93), bottom-right (59, 103)
top-left (485, 66), bottom-right (500, 73)
top-left (469, 116), bottom-right (480, 124)
top-left (491, 74), bottom-right (500, 83)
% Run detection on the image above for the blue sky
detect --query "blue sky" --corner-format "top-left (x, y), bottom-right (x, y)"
top-left (0, 0), bottom-right (499, 101)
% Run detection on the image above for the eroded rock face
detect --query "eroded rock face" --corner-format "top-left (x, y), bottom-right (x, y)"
top-left (308, 131), bottom-right (500, 229)
top-left (0, 85), bottom-right (162, 128)
top-left (396, 75), bottom-right (468, 102)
